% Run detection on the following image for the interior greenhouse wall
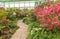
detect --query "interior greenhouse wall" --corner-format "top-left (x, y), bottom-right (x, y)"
top-left (0, 0), bottom-right (50, 9)
top-left (0, 0), bottom-right (35, 2)
top-left (0, 1), bottom-right (36, 9)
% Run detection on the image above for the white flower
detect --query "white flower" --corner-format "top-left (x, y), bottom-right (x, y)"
top-left (13, 12), bottom-right (16, 15)
top-left (31, 30), bottom-right (34, 35)
top-left (44, 31), bottom-right (47, 34)
top-left (33, 28), bottom-right (38, 31)
top-left (39, 28), bottom-right (42, 30)
top-left (26, 15), bottom-right (28, 16)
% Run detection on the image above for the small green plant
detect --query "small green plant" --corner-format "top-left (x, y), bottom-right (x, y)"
top-left (0, 25), bottom-right (6, 34)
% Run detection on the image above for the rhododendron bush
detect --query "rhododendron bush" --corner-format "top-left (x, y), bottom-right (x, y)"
top-left (24, 3), bottom-right (60, 39)
top-left (23, 2), bottom-right (60, 39)
top-left (35, 3), bottom-right (60, 31)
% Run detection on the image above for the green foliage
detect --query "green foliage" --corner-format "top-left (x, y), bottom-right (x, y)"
top-left (28, 22), bottom-right (60, 39)
top-left (6, 8), bottom-right (21, 13)
top-left (0, 10), bottom-right (8, 20)
top-left (0, 37), bottom-right (2, 39)
top-left (23, 10), bottom-right (36, 24)
top-left (0, 8), bottom-right (20, 39)
top-left (0, 25), bottom-right (4, 33)
top-left (6, 8), bottom-right (16, 12)
top-left (22, 8), bottom-right (60, 39)
top-left (6, 8), bottom-right (18, 21)
top-left (6, 12), bottom-right (17, 21)
top-left (7, 21), bottom-right (17, 28)
top-left (22, 8), bottom-right (29, 15)
top-left (0, 24), bottom-right (6, 34)
top-left (56, 0), bottom-right (60, 2)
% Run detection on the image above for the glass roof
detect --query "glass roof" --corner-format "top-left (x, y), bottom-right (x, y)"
top-left (0, 0), bottom-right (46, 2)
top-left (0, 0), bottom-right (35, 2)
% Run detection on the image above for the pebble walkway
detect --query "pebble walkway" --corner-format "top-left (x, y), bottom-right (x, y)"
top-left (11, 20), bottom-right (28, 39)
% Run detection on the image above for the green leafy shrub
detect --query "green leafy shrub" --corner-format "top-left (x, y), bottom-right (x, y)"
top-left (6, 8), bottom-right (18, 21)
top-left (23, 9), bottom-right (36, 24)
top-left (0, 10), bottom-right (8, 20)
top-left (0, 37), bottom-right (2, 39)
top-left (6, 21), bottom-right (17, 28)
top-left (22, 8), bottom-right (30, 16)
top-left (6, 12), bottom-right (17, 21)
top-left (0, 8), bottom-right (19, 39)
top-left (6, 8), bottom-right (16, 12)
top-left (0, 25), bottom-right (5, 34)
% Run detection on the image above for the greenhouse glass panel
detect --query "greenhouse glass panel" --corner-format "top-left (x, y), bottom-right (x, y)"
top-left (0, 0), bottom-right (47, 9)
top-left (5, 2), bottom-right (10, 8)
top-left (0, 1), bottom-right (36, 9)
top-left (0, 0), bottom-right (35, 2)
top-left (10, 2), bottom-right (15, 8)
top-left (35, 0), bottom-right (46, 6)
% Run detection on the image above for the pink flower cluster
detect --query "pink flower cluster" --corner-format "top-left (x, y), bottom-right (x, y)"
top-left (35, 3), bottom-right (60, 31)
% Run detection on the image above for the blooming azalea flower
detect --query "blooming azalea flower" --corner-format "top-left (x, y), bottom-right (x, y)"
top-left (48, 6), bottom-right (54, 11)
top-left (58, 13), bottom-right (60, 17)
top-left (55, 16), bottom-right (58, 19)
top-left (46, 19), bottom-right (51, 23)
top-left (51, 18), bottom-right (54, 21)
top-left (35, 3), bottom-right (60, 31)
top-left (35, 7), bottom-right (42, 13)
top-left (55, 3), bottom-right (60, 13)
top-left (49, 24), bottom-right (53, 31)
top-left (54, 20), bottom-right (59, 26)
top-left (42, 23), bottom-right (48, 27)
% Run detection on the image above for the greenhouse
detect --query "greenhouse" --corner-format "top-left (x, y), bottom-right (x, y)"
top-left (0, 0), bottom-right (60, 39)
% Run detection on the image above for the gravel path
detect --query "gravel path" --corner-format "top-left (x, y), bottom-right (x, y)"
top-left (11, 20), bottom-right (28, 39)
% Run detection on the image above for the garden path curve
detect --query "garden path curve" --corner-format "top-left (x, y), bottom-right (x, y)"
top-left (11, 20), bottom-right (28, 39)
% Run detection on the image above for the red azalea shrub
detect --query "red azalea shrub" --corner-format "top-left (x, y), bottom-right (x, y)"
top-left (34, 3), bottom-right (60, 31)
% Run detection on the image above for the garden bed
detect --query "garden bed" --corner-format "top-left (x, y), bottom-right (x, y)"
top-left (0, 25), bottom-right (18, 39)
top-left (0, 20), bottom-right (19, 39)
top-left (23, 1), bottom-right (60, 39)
top-left (0, 7), bottom-right (30, 39)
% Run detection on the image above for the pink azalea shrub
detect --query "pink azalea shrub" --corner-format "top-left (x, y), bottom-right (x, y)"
top-left (35, 3), bottom-right (60, 31)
